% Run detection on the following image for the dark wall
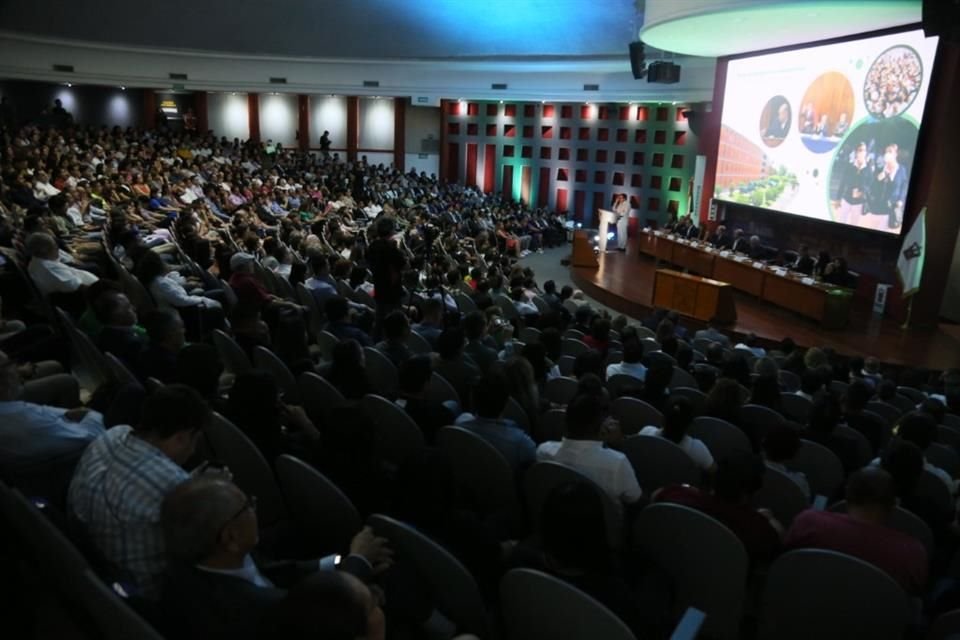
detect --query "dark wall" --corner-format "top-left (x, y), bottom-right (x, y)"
top-left (720, 201), bottom-right (901, 285)
top-left (0, 79), bottom-right (145, 129)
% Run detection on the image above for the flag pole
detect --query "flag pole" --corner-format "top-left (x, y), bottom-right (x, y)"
top-left (901, 295), bottom-right (914, 330)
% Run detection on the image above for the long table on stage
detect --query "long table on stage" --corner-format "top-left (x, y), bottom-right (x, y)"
top-left (638, 230), bottom-right (852, 327)
top-left (653, 269), bottom-right (737, 324)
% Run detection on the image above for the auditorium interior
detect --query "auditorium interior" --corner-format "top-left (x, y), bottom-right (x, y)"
top-left (3, 0), bottom-right (960, 638)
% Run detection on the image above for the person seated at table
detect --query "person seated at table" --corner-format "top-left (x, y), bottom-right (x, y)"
top-left (707, 225), bottom-right (731, 249)
top-left (746, 235), bottom-right (766, 260)
top-left (730, 229), bottom-right (748, 253)
top-left (821, 257), bottom-right (850, 288)
top-left (791, 245), bottom-right (815, 275)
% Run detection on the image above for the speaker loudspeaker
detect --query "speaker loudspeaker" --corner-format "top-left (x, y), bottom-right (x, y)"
top-left (629, 41), bottom-right (646, 79)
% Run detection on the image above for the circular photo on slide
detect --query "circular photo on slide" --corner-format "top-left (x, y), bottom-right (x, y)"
top-left (864, 45), bottom-right (923, 119)
top-left (797, 71), bottom-right (855, 153)
top-left (827, 117), bottom-right (919, 234)
top-left (758, 95), bottom-right (791, 148)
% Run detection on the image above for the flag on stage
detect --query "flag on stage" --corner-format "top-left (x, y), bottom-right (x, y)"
top-left (897, 207), bottom-right (926, 298)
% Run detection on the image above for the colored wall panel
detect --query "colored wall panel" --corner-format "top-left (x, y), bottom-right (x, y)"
top-left (465, 143), bottom-right (478, 187)
top-left (483, 144), bottom-right (496, 193)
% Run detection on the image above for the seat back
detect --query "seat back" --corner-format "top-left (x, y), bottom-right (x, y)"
top-left (828, 501), bottom-right (934, 558)
top-left (633, 503), bottom-right (747, 639)
top-left (252, 346), bottom-right (299, 403)
top-left (557, 355), bottom-right (576, 376)
top-left (607, 373), bottom-right (643, 398)
top-left (916, 468), bottom-right (955, 517)
top-left (77, 568), bottom-right (165, 640)
top-left (669, 367), bottom-right (698, 390)
top-left (562, 337), bottom-right (591, 358)
top-left (865, 401), bottom-right (901, 427)
top-left (835, 425), bottom-right (874, 467)
top-left (295, 283), bottom-right (324, 338)
top-left (545, 376), bottom-right (579, 406)
top-left (610, 396), bottom-right (664, 432)
top-left (524, 461), bottom-right (623, 548)
top-left (563, 328), bottom-right (585, 340)
top-left (751, 465), bottom-right (809, 527)
top-left (437, 427), bottom-right (523, 528)
top-left (689, 416), bottom-right (752, 461)
top-left (519, 326), bottom-right (541, 344)
top-left (212, 329), bottom-right (253, 376)
top-left (621, 435), bottom-right (699, 494)
top-left (368, 514), bottom-right (489, 637)
top-left (759, 549), bottom-right (909, 640)
top-left (315, 330), bottom-right (341, 362)
top-left (670, 386), bottom-right (706, 415)
top-left (425, 372), bottom-right (461, 408)
top-left (500, 568), bottom-right (636, 640)
top-left (405, 330), bottom-right (433, 355)
top-left (739, 404), bottom-right (785, 448)
top-left (298, 371), bottom-right (346, 421)
top-left (205, 413), bottom-right (287, 526)
top-left (779, 393), bottom-right (812, 424)
top-left (363, 347), bottom-right (399, 396)
top-left (929, 608), bottom-right (960, 640)
top-left (926, 443), bottom-right (960, 478)
top-left (503, 396), bottom-right (531, 433)
top-left (896, 386), bottom-right (925, 404)
top-left (454, 291), bottom-right (478, 313)
top-left (275, 454), bottom-right (360, 556)
top-left (536, 409), bottom-right (567, 444)
top-left (104, 352), bottom-right (141, 387)
top-left (778, 370), bottom-right (801, 392)
top-left (360, 394), bottom-right (425, 468)
top-left (495, 294), bottom-right (519, 321)
top-left (790, 439), bottom-right (845, 499)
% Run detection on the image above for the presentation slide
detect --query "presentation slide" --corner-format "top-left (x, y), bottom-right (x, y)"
top-left (714, 29), bottom-right (938, 235)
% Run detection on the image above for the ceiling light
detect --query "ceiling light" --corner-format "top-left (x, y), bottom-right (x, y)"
top-left (499, 100), bottom-right (504, 104)
top-left (120, 86), bottom-right (126, 91)
top-left (458, 98), bottom-right (465, 103)
top-left (231, 92), bottom-right (237, 96)
top-left (65, 83), bottom-right (72, 87)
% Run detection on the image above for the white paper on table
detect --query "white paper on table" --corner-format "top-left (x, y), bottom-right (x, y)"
top-left (719, 251), bottom-right (730, 258)
top-left (752, 261), bottom-right (764, 268)
top-left (801, 277), bottom-right (816, 285)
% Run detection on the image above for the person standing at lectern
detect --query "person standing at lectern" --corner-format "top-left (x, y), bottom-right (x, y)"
top-left (611, 194), bottom-right (629, 251)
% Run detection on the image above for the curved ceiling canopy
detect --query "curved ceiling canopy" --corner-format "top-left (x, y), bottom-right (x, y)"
top-left (640, 0), bottom-right (922, 57)
top-left (2, 0), bottom-right (638, 60)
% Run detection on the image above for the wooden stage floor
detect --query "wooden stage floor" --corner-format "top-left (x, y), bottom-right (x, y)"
top-left (570, 244), bottom-right (960, 370)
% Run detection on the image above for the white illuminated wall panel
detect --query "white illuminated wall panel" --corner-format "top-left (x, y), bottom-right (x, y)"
top-left (359, 97), bottom-right (395, 150)
top-left (207, 92), bottom-right (250, 141)
top-left (309, 95), bottom-right (347, 149)
top-left (259, 93), bottom-right (298, 146)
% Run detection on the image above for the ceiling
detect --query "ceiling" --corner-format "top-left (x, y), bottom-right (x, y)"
top-left (1, 0), bottom-right (642, 60)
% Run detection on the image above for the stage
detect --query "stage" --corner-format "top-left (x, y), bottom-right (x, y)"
top-left (569, 242), bottom-right (960, 371)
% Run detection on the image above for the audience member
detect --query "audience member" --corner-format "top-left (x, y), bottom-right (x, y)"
top-left (457, 368), bottom-right (535, 472)
top-left (784, 468), bottom-right (928, 594)
top-left (639, 395), bottom-right (715, 472)
top-left (68, 384), bottom-right (213, 597)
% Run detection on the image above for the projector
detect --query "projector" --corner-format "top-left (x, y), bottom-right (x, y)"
top-left (647, 61), bottom-right (681, 84)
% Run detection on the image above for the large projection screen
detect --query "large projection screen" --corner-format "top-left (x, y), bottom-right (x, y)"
top-left (713, 29), bottom-right (938, 235)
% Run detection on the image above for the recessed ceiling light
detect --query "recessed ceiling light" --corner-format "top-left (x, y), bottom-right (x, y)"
top-left (499, 100), bottom-right (504, 104)
top-left (65, 83), bottom-right (72, 87)
top-left (120, 86), bottom-right (126, 91)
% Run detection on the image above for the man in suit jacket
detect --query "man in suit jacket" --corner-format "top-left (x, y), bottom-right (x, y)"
top-left (792, 245), bottom-right (815, 275)
top-left (160, 476), bottom-right (390, 640)
top-left (730, 229), bottom-right (748, 253)
top-left (708, 225), bottom-right (731, 249)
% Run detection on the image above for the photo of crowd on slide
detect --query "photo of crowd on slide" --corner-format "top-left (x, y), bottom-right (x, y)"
top-left (828, 117), bottom-right (918, 233)
top-left (758, 95), bottom-right (791, 148)
top-left (864, 45), bottom-right (923, 119)
top-left (797, 71), bottom-right (855, 153)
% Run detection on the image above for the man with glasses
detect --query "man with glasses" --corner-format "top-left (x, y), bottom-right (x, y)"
top-left (160, 475), bottom-right (392, 638)
top-left (68, 384), bottom-right (213, 599)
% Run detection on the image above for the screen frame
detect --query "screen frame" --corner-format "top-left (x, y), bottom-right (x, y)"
top-left (711, 22), bottom-right (934, 239)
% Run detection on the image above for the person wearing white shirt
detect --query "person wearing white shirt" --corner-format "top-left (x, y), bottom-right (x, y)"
top-left (32, 171), bottom-right (60, 201)
top-left (605, 337), bottom-right (647, 382)
top-left (638, 395), bottom-right (715, 472)
top-left (612, 193), bottom-right (630, 250)
top-left (734, 332), bottom-right (766, 358)
top-left (136, 251), bottom-right (220, 312)
top-left (25, 232), bottom-right (98, 295)
top-left (536, 394), bottom-right (643, 507)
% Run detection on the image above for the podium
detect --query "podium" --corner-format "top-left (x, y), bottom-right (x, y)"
top-left (571, 230), bottom-right (599, 268)
top-left (652, 269), bottom-right (737, 324)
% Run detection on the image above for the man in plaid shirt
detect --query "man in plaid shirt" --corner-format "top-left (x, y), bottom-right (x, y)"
top-left (68, 384), bottom-right (212, 598)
